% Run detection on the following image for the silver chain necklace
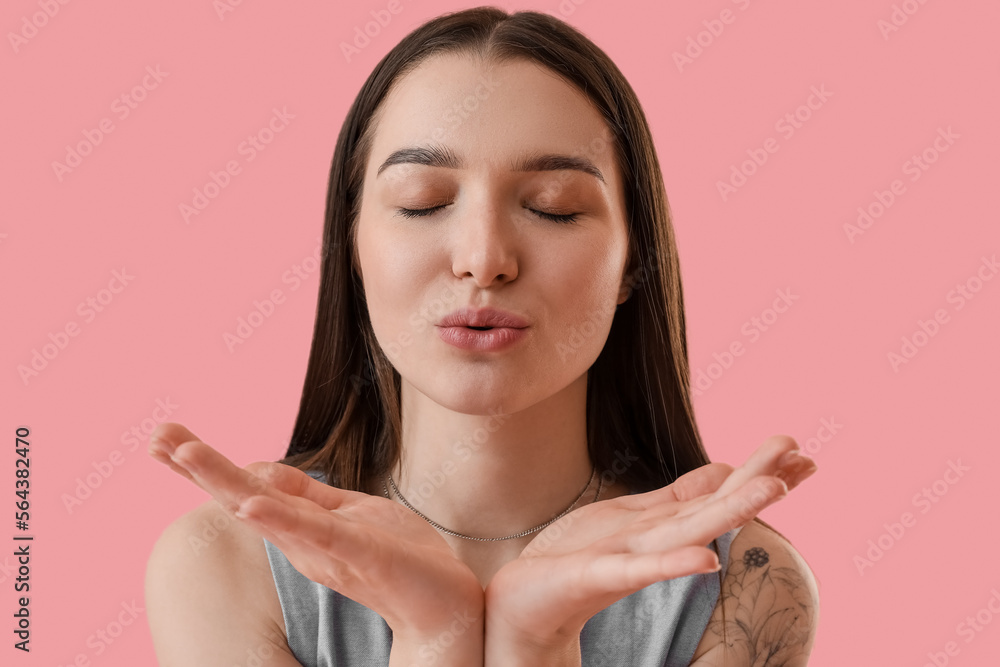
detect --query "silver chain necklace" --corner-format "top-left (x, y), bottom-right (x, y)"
top-left (382, 465), bottom-right (603, 542)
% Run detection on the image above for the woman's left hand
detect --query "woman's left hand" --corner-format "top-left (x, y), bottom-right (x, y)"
top-left (483, 435), bottom-right (817, 665)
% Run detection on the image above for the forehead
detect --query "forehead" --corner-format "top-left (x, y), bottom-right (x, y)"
top-left (366, 53), bottom-right (619, 185)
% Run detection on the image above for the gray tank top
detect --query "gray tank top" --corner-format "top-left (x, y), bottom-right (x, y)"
top-left (263, 471), bottom-right (742, 667)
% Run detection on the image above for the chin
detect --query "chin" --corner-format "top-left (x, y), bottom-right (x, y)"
top-left (411, 371), bottom-right (527, 416)
top-left (433, 383), bottom-right (519, 416)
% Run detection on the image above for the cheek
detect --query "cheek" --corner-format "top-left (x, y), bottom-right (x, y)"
top-left (359, 220), bottom-right (407, 298)
top-left (357, 221), bottom-right (441, 339)
top-left (547, 242), bottom-right (623, 310)
top-left (536, 243), bottom-right (624, 360)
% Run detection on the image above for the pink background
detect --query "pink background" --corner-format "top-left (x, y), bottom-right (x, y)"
top-left (3, 0), bottom-right (999, 664)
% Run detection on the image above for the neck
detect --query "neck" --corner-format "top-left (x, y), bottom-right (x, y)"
top-left (386, 373), bottom-right (596, 545)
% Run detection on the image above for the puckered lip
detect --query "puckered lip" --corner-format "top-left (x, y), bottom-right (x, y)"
top-left (437, 306), bottom-right (529, 329)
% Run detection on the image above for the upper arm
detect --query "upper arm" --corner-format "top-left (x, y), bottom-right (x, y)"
top-left (145, 500), bottom-right (302, 666)
top-left (689, 519), bottom-right (821, 666)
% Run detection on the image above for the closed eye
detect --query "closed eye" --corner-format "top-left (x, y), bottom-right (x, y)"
top-left (531, 209), bottom-right (579, 224)
top-left (394, 205), bottom-right (579, 224)
top-left (395, 205), bottom-right (446, 219)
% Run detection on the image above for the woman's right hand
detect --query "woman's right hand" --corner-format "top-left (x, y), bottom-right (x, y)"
top-left (148, 422), bottom-right (484, 660)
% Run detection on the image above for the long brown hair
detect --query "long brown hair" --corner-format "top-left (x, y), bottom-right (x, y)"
top-left (281, 4), bottom-right (711, 493)
top-left (278, 7), bottom-right (776, 634)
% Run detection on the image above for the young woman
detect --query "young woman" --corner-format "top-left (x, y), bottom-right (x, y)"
top-left (145, 7), bottom-right (819, 666)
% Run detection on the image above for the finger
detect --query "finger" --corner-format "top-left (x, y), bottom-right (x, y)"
top-left (233, 511), bottom-right (313, 562)
top-left (634, 474), bottom-right (789, 552)
top-left (236, 494), bottom-right (374, 565)
top-left (148, 422), bottom-right (203, 482)
top-left (243, 461), bottom-right (353, 511)
top-left (148, 441), bottom-right (198, 483)
top-left (146, 425), bottom-right (314, 558)
top-left (148, 424), bottom-right (345, 553)
top-left (671, 454), bottom-right (816, 521)
top-left (149, 421), bottom-right (238, 491)
top-left (149, 421), bottom-right (202, 458)
top-left (553, 546), bottom-right (721, 609)
top-left (706, 435), bottom-right (805, 501)
top-left (779, 456), bottom-right (818, 491)
top-left (618, 463), bottom-right (734, 511)
top-left (585, 546), bottom-right (722, 594)
top-left (151, 424), bottom-right (347, 513)
top-left (170, 440), bottom-right (272, 514)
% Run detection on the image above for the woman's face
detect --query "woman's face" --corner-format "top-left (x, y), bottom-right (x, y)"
top-left (355, 53), bottom-right (631, 415)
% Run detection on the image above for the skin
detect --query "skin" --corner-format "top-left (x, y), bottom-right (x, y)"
top-left (145, 53), bottom-right (819, 666)
top-left (352, 51), bottom-right (636, 583)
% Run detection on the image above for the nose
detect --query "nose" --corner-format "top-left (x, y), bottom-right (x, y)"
top-left (450, 199), bottom-right (519, 288)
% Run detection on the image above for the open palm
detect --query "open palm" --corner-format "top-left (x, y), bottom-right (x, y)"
top-left (484, 435), bottom-right (816, 650)
top-left (148, 422), bottom-right (483, 641)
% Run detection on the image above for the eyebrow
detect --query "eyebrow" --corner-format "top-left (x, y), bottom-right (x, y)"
top-left (376, 145), bottom-right (606, 184)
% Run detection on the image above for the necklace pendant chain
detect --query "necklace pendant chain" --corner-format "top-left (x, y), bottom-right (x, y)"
top-left (383, 465), bottom-right (603, 542)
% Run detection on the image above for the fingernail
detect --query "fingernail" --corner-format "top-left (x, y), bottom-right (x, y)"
top-left (170, 452), bottom-right (199, 474)
top-left (149, 437), bottom-right (173, 457)
top-left (777, 449), bottom-right (802, 468)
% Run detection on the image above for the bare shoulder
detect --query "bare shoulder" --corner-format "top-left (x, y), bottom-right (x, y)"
top-left (145, 499), bottom-right (299, 666)
top-left (689, 519), bottom-right (821, 666)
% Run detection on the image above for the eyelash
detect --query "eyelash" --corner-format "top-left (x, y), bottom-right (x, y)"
top-left (395, 205), bottom-right (579, 224)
